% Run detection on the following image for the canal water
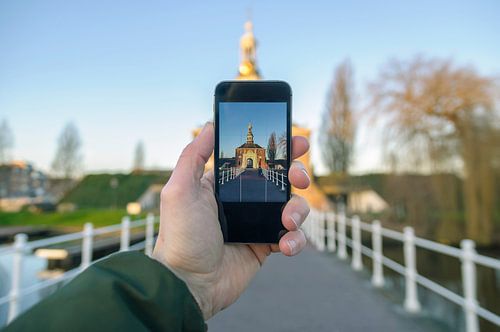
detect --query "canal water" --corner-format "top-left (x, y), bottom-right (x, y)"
top-left (0, 253), bottom-right (49, 326)
top-left (0, 231), bottom-right (144, 326)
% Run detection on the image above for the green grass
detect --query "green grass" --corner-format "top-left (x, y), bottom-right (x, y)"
top-left (0, 209), bottom-right (146, 228)
top-left (61, 171), bottom-right (171, 209)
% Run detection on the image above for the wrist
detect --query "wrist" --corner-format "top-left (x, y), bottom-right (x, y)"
top-left (151, 249), bottom-right (214, 320)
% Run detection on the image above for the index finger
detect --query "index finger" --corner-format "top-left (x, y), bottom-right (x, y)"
top-left (169, 122), bottom-right (214, 189)
top-left (291, 136), bottom-right (309, 160)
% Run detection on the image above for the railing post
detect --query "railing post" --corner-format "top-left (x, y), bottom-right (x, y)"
top-left (301, 210), bottom-right (308, 236)
top-left (326, 211), bottom-right (336, 252)
top-left (81, 222), bottom-right (93, 269)
top-left (145, 213), bottom-right (155, 256)
top-left (351, 215), bottom-right (363, 271)
top-left (318, 211), bottom-right (326, 252)
top-left (221, 170), bottom-right (225, 184)
top-left (8, 233), bottom-right (27, 323)
top-left (371, 220), bottom-right (385, 288)
top-left (281, 172), bottom-right (285, 191)
top-left (302, 209), bottom-right (311, 239)
top-left (120, 216), bottom-right (131, 251)
top-left (309, 210), bottom-right (316, 248)
top-left (461, 239), bottom-right (479, 332)
top-left (316, 211), bottom-right (322, 250)
top-left (403, 227), bottom-right (420, 313)
top-left (337, 205), bottom-right (347, 260)
top-left (312, 211), bottom-right (320, 249)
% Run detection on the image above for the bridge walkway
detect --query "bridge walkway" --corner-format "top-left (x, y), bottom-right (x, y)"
top-left (219, 169), bottom-right (286, 202)
top-left (208, 247), bottom-right (446, 332)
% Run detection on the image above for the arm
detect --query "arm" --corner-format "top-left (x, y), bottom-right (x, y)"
top-left (4, 252), bottom-right (206, 332)
top-left (4, 122), bottom-right (310, 329)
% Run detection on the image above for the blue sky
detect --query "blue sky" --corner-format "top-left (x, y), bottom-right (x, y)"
top-left (219, 102), bottom-right (287, 158)
top-left (0, 1), bottom-right (499, 174)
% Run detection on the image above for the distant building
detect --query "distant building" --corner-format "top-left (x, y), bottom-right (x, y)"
top-left (235, 123), bottom-right (268, 169)
top-left (138, 184), bottom-right (162, 211)
top-left (348, 190), bottom-right (389, 213)
top-left (0, 161), bottom-right (48, 211)
top-left (320, 183), bottom-right (389, 214)
top-left (0, 161), bottom-right (47, 198)
top-left (45, 178), bottom-right (77, 202)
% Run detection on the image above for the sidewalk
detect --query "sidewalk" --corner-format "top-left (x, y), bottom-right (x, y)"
top-left (208, 247), bottom-right (446, 332)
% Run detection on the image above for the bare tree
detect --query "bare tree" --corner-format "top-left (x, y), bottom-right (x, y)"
top-left (320, 59), bottom-right (356, 174)
top-left (0, 119), bottom-right (14, 164)
top-left (369, 56), bottom-right (499, 245)
top-left (267, 132), bottom-right (277, 166)
top-left (52, 122), bottom-right (83, 179)
top-left (276, 132), bottom-right (287, 160)
top-left (133, 141), bottom-right (145, 171)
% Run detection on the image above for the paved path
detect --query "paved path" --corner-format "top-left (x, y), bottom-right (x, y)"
top-left (208, 247), bottom-right (446, 332)
top-left (219, 169), bottom-right (286, 202)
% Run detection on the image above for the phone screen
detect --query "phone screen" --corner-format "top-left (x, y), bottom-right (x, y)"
top-left (214, 81), bottom-right (291, 243)
top-left (217, 102), bottom-right (288, 203)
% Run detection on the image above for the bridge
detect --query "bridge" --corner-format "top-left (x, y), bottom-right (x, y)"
top-left (208, 248), bottom-right (442, 332)
top-left (0, 210), bottom-right (499, 331)
top-left (219, 167), bottom-right (287, 202)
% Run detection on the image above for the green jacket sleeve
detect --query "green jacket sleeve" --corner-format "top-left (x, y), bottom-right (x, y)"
top-left (4, 251), bottom-right (207, 332)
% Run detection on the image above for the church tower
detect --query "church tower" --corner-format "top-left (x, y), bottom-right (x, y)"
top-left (237, 21), bottom-right (261, 80)
top-left (246, 123), bottom-right (254, 144)
top-left (193, 18), bottom-right (331, 210)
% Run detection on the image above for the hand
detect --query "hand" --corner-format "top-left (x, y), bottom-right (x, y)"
top-left (152, 122), bottom-right (311, 320)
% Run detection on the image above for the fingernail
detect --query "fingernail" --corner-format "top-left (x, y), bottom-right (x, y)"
top-left (287, 239), bottom-right (297, 255)
top-left (301, 168), bottom-right (310, 182)
top-left (290, 212), bottom-right (301, 229)
top-left (202, 121), bottom-right (212, 132)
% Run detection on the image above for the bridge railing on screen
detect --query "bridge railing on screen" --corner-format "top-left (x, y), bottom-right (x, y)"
top-left (302, 208), bottom-right (500, 332)
top-left (218, 167), bottom-right (243, 184)
top-left (0, 214), bottom-right (160, 327)
top-left (261, 168), bottom-right (287, 191)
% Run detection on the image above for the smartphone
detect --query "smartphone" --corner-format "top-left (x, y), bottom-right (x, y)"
top-left (214, 81), bottom-right (292, 244)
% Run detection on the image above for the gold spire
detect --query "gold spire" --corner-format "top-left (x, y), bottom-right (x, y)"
top-left (246, 123), bottom-right (254, 144)
top-left (237, 20), bottom-right (261, 80)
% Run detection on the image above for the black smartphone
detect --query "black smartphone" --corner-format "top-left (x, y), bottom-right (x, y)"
top-left (214, 80), bottom-right (292, 244)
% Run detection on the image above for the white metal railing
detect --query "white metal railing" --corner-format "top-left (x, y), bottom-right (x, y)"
top-left (302, 208), bottom-right (500, 332)
top-left (219, 167), bottom-right (243, 185)
top-left (0, 213), bottom-right (159, 326)
top-left (261, 168), bottom-right (287, 191)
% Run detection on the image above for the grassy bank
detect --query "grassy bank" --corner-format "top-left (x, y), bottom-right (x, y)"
top-left (61, 172), bottom-right (170, 209)
top-left (0, 209), bottom-right (148, 228)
